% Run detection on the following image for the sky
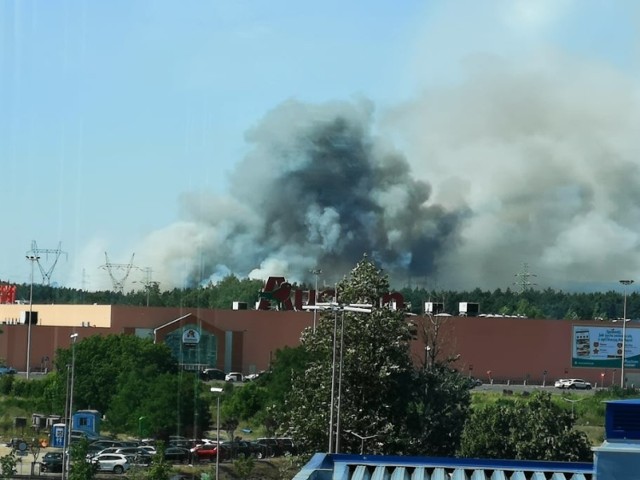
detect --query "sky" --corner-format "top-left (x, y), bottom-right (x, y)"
top-left (1, 0), bottom-right (639, 295)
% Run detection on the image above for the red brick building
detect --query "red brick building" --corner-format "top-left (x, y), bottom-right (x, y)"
top-left (0, 304), bottom-right (635, 386)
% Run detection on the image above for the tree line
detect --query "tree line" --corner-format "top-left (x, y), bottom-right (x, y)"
top-left (6, 274), bottom-right (639, 320)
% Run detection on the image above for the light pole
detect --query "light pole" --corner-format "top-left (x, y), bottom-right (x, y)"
top-left (302, 298), bottom-right (372, 453)
top-left (310, 269), bottom-right (322, 333)
top-left (66, 333), bottom-right (78, 478)
top-left (561, 396), bottom-right (585, 419)
top-left (138, 416), bottom-right (146, 442)
top-left (25, 254), bottom-right (39, 380)
top-left (334, 305), bottom-right (371, 453)
top-left (346, 430), bottom-right (377, 455)
top-left (210, 387), bottom-right (223, 480)
top-left (620, 279), bottom-right (634, 388)
top-left (61, 364), bottom-right (71, 480)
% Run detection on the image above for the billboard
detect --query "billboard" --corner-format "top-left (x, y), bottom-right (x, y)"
top-left (572, 325), bottom-right (639, 368)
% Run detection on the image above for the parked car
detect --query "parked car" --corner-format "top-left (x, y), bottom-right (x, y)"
top-left (190, 444), bottom-right (220, 462)
top-left (200, 368), bottom-right (226, 381)
top-left (138, 445), bottom-right (157, 455)
top-left (276, 438), bottom-right (297, 456)
top-left (565, 378), bottom-right (592, 390)
top-left (114, 447), bottom-right (152, 466)
top-left (225, 371), bottom-right (244, 382)
top-left (252, 438), bottom-right (280, 458)
top-left (40, 451), bottom-right (64, 473)
top-left (467, 377), bottom-right (483, 388)
top-left (223, 440), bottom-right (255, 459)
top-left (87, 440), bottom-right (126, 456)
top-left (90, 453), bottom-right (130, 474)
top-left (245, 371), bottom-right (264, 381)
top-left (555, 378), bottom-right (592, 389)
top-left (554, 378), bottom-right (570, 388)
top-left (0, 366), bottom-right (17, 375)
top-left (163, 446), bottom-right (191, 464)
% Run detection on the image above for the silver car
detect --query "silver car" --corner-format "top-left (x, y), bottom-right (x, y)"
top-left (91, 453), bottom-right (130, 474)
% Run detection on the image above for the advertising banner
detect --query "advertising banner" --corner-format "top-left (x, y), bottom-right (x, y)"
top-left (572, 325), bottom-right (639, 368)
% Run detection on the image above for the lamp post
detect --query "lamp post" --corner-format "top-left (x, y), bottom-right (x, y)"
top-left (25, 254), bottom-right (39, 380)
top-left (346, 430), bottom-right (377, 455)
top-left (61, 364), bottom-right (71, 480)
top-left (310, 268), bottom-right (322, 333)
top-left (210, 387), bottom-right (223, 480)
top-left (138, 416), bottom-right (146, 442)
top-left (334, 305), bottom-right (372, 453)
top-left (65, 333), bottom-right (78, 478)
top-left (620, 279), bottom-right (634, 388)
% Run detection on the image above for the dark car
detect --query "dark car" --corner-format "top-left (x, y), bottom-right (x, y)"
top-left (200, 368), bottom-right (226, 381)
top-left (41, 451), bottom-right (64, 473)
top-left (252, 438), bottom-right (280, 458)
top-left (163, 447), bottom-right (191, 464)
top-left (223, 440), bottom-right (255, 459)
top-left (276, 438), bottom-right (297, 455)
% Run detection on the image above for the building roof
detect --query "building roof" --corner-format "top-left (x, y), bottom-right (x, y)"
top-left (292, 453), bottom-right (594, 480)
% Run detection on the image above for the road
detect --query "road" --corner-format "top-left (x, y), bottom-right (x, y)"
top-left (472, 383), bottom-right (596, 396)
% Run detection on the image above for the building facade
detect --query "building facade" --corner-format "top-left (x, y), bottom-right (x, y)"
top-left (0, 303), bottom-right (637, 386)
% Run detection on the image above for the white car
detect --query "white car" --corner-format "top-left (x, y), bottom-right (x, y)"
top-left (554, 378), bottom-right (570, 388)
top-left (555, 378), bottom-right (591, 390)
top-left (225, 371), bottom-right (244, 382)
top-left (91, 453), bottom-right (130, 474)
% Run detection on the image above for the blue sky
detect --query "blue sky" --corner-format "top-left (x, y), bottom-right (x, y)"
top-left (2, 1), bottom-right (639, 293)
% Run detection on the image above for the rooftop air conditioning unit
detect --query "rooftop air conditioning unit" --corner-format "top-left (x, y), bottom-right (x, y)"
top-left (459, 302), bottom-right (479, 317)
top-left (424, 302), bottom-right (445, 315)
top-left (233, 301), bottom-right (248, 311)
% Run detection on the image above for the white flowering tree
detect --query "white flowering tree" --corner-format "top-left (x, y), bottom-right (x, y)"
top-left (281, 256), bottom-right (471, 456)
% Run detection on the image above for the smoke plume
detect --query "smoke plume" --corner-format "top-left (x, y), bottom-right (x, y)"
top-left (140, 99), bottom-right (466, 288)
top-left (141, 49), bottom-right (640, 292)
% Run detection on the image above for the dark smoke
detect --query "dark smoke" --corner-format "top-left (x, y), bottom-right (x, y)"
top-left (142, 98), bottom-right (466, 288)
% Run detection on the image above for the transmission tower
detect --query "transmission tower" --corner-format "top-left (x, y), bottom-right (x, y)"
top-left (513, 263), bottom-right (537, 293)
top-left (100, 252), bottom-right (136, 293)
top-left (27, 240), bottom-right (68, 285)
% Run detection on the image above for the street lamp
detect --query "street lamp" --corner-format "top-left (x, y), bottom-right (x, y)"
top-left (346, 430), bottom-right (377, 455)
top-left (620, 279), bottom-right (634, 388)
top-left (138, 416), bottom-right (146, 442)
top-left (310, 268), bottom-right (322, 333)
top-left (210, 387), bottom-right (223, 480)
top-left (25, 254), bottom-right (40, 380)
top-left (335, 305), bottom-right (372, 453)
top-left (65, 333), bottom-right (78, 478)
top-left (561, 396), bottom-right (585, 419)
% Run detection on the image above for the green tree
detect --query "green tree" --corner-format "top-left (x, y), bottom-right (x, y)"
top-left (146, 442), bottom-right (173, 480)
top-left (0, 453), bottom-right (17, 480)
top-left (69, 438), bottom-right (97, 480)
top-left (281, 256), bottom-right (470, 456)
top-left (459, 391), bottom-right (592, 461)
top-left (54, 334), bottom-right (178, 415)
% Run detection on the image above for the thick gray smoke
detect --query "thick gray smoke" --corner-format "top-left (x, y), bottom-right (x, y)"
top-left (140, 99), bottom-right (465, 288)
top-left (141, 52), bottom-right (640, 293)
top-left (386, 53), bottom-right (640, 291)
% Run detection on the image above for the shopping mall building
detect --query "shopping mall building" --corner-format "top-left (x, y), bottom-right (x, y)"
top-left (0, 289), bottom-right (637, 387)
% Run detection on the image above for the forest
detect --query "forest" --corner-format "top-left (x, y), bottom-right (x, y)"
top-left (4, 274), bottom-right (638, 321)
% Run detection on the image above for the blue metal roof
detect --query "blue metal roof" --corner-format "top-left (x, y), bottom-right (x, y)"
top-left (293, 453), bottom-right (594, 480)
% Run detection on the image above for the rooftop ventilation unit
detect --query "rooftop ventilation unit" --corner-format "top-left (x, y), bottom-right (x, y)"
top-left (233, 301), bottom-right (248, 310)
top-left (459, 302), bottom-right (479, 317)
top-left (424, 302), bottom-right (445, 315)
